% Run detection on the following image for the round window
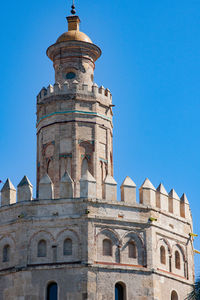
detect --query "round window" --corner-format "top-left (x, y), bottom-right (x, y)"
top-left (66, 72), bottom-right (76, 80)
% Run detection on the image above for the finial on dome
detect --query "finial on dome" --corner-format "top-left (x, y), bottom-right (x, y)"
top-left (71, 0), bottom-right (76, 15)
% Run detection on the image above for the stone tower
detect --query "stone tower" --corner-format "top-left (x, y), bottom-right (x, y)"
top-left (0, 8), bottom-right (195, 300)
top-left (36, 15), bottom-right (113, 199)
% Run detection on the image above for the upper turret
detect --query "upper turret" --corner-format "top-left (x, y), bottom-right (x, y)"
top-left (46, 14), bottom-right (101, 85)
top-left (57, 16), bottom-right (92, 43)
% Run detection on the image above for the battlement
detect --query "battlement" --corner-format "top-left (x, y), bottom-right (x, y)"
top-left (37, 82), bottom-right (112, 105)
top-left (0, 174), bottom-right (192, 223)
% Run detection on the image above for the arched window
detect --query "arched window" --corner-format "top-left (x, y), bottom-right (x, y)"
top-left (103, 239), bottom-right (112, 256)
top-left (37, 240), bottom-right (47, 257)
top-left (115, 282), bottom-right (125, 300)
top-left (128, 241), bottom-right (137, 258)
top-left (47, 282), bottom-right (58, 300)
top-left (160, 246), bottom-right (166, 264)
top-left (3, 245), bottom-right (10, 262)
top-left (63, 238), bottom-right (72, 256)
top-left (81, 158), bottom-right (88, 176)
top-left (171, 290), bottom-right (178, 300)
top-left (175, 251), bottom-right (180, 269)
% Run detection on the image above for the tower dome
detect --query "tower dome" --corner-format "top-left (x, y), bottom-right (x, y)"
top-left (57, 16), bottom-right (92, 43)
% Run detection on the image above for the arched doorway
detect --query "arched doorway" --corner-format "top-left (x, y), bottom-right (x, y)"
top-left (47, 282), bottom-right (58, 300)
top-left (115, 282), bottom-right (125, 300)
top-left (171, 290), bottom-right (178, 300)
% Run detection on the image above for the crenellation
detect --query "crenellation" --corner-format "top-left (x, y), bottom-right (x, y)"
top-left (37, 82), bottom-right (112, 105)
top-left (0, 176), bottom-right (192, 224)
top-left (17, 176), bottom-right (33, 202)
top-left (53, 82), bottom-right (60, 94)
top-left (120, 176), bottom-right (136, 204)
top-left (60, 171), bottom-right (74, 199)
top-left (92, 83), bottom-right (98, 95)
top-left (180, 193), bottom-right (191, 221)
top-left (39, 174), bottom-right (54, 200)
top-left (1, 178), bottom-right (16, 206)
top-left (41, 87), bottom-right (47, 98)
top-left (156, 183), bottom-right (168, 211)
top-left (99, 85), bottom-right (105, 95)
top-left (82, 83), bottom-right (88, 92)
top-left (169, 188), bottom-right (180, 216)
top-left (103, 175), bottom-right (117, 201)
top-left (80, 170), bottom-right (96, 198)
top-left (139, 178), bottom-right (156, 207)
top-left (47, 84), bottom-right (54, 96)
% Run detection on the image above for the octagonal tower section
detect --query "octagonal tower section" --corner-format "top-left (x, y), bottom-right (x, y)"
top-left (36, 15), bottom-right (114, 198)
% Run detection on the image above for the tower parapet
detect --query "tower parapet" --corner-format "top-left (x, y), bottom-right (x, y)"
top-left (0, 175), bottom-right (192, 222)
top-left (37, 83), bottom-right (112, 105)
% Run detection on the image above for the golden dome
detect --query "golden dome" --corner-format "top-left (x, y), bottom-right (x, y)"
top-left (57, 30), bottom-right (92, 43)
top-left (57, 15), bottom-right (92, 44)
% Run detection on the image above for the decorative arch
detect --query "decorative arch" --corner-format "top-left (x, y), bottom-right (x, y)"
top-left (28, 230), bottom-right (55, 264)
top-left (96, 228), bottom-right (120, 263)
top-left (121, 232), bottom-right (146, 266)
top-left (0, 235), bottom-right (16, 267)
top-left (171, 243), bottom-right (187, 277)
top-left (173, 243), bottom-right (186, 262)
top-left (157, 238), bottom-right (172, 272)
top-left (96, 228), bottom-right (120, 243)
top-left (0, 234), bottom-right (16, 247)
top-left (156, 238), bottom-right (172, 255)
top-left (56, 229), bottom-right (80, 262)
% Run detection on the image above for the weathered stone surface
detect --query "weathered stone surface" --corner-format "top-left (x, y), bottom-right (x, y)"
top-left (1, 178), bottom-right (16, 206)
top-left (139, 178), bottom-right (156, 206)
top-left (156, 183), bottom-right (168, 211)
top-left (17, 176), bottom-right (33, 202)
top-left (103, 175), bottom-right (117, 201)
top-left (80, 170), bottom-right (96, 198)
top-left (39, 174), bottom-right (54, 199)
top-left (60, 171), bottom-right (74, 198)
top-left (120, 176), bottom-right (136, 204)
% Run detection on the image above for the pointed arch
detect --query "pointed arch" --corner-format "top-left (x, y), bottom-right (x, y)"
top-left (121, 232), bottom-right (146, 266)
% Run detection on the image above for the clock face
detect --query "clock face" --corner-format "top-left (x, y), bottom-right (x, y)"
top-left (66, 72), bottom-right (76, 80)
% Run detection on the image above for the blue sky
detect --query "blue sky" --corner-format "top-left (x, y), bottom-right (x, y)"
top-left (0, 0), bottom-right (200, 274)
